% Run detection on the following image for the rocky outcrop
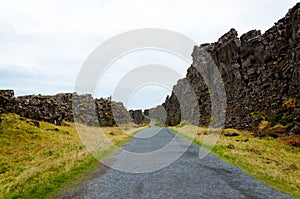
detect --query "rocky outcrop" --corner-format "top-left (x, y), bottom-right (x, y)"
top-left (151, 3), bottom-right (300, 130)
top-left (129, 109), bottom-right (149, 124)
top-left (143, 109), bottom-right (149, 117)
top-left (149, 105), bottom-right (167, 125)
top-left (0, 90), bottom-right (73, 125)
top-left (0, 90), bottom-right (15, 114)
top-left (0, 90), bottom-right (14, 98)
top-left (14, 93), bottom-right (74, 125)
top-left (0, 90), bottom-right (133, 126)
top-left (95, 97), bottom-right (133, 126)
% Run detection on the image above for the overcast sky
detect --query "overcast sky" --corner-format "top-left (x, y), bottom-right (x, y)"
top-left (0, 0), bottom-right (298, 110)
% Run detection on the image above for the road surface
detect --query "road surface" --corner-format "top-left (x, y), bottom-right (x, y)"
top-left (57, 127), bottom-right (294, 199)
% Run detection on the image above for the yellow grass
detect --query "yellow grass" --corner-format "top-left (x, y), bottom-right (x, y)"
top-left (170, 124), bottom-right (300, 197)
top-left (0, 113), bottom-right (142, 198)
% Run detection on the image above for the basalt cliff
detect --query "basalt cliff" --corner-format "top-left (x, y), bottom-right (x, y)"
top-left (0, 90), bottom-right (148, 126)
top-left (151, 3), bottom-right (300, 135)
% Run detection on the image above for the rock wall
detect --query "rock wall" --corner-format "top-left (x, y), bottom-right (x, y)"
top-left (0, 90), bottom-right (134, 126)
top-left (149, 105), bottom-right (167, 125)
top-left (129, 109), bottom-right (149, 124)
top-left (0, 90), bottom-right (15, 114)
top-left (143, 109), bottom-right (149, 117)
top-left (151, 3), bottom-right (300, 130)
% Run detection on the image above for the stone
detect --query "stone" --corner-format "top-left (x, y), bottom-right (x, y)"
top-left (0, 90), bottom-right (14, 98)
top-left (224, 132), bottom-right (240, 137)
top-left (30, 120), bottom-right (40, 128)
top-left (150, 3), bottom-right (300, 132)
top-left (0, 90), bottom-right (136, 127)
top-left (144, 109), bottom-right (149, 116)
top-left (129, 109), bottom-right (149, 124)
top-left (290, 124), bottom-right (300, 135)
top-left (46, 128), bottom-right (59, 131)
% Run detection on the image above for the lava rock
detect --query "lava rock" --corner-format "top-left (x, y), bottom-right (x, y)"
top-left (289, 124), bottom-right (300, 135)
top-left (224, 132), bottom-right (240, 137)
top-left (151, 3), bottom-right (300, 131)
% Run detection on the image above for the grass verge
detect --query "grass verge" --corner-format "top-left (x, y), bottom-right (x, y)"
top-left (169, 125), bottom-right (300, 197)
top-left (0, 113), bottom-right (143, 199)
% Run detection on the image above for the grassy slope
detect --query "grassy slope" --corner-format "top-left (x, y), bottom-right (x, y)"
top-left (0, 113), bottom-right (141, 199)
top-left (169, 125), bottom-right (300, 197)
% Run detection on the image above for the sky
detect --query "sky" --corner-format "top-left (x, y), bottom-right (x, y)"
top-left (0, 0), bottom-right (298, 110)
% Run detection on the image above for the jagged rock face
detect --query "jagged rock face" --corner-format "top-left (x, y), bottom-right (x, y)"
top-left (129, 109), bottom-right (149, 124)
top-left (152, 3), bottom-right (300, 129)
top-left (0, 91), bottom-right (132, 126)
top-left (73, 94), bottom-right (131, 126)
top-left (95, 98), bottom-right (132, 126)
top-left (143, 109), bottom-right (149, 117)
top-left (0, 92), bottom-right (74, 125)
top-left (162, 94), bottom-right (180, 126)
top-left (14, 93), bottom-right (74, 125)
top-left (73, 93), bottom-right (98, 126)
top-left (0, 90), bottom-right (14, 98)
top-left (149, 105), bottom-right (167, 125)
top-left (0, 90), bottom-right (15, 114)
top-left (160, 78), bottom-right (201, 126)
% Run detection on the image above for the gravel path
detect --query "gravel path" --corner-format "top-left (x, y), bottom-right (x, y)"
top-left (57, 127), bottom-right (294, 199)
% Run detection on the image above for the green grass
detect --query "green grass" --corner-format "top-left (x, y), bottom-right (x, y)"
top-left (169, 126), bottom-right (300, 197)
top-left (5, 156), bottom-right (98, 199)
top-left (0, 113), bottom-right (143, 199)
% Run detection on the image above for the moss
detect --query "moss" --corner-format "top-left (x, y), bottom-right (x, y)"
top-left (199, 105), bottom-right (205, 112)
top-left (270, 112), bottom-right (283, 123)
top-left (205, 89), bottom-right (211, 95)
top-left (207, 117), bottom-right (218, 124)
top-left (250, 111), bottom-right (266, 120)
top-left (282, 98), bottom-right (296, 108)
top-left (280, 115), bottom-right (294, 125)
top-left (270, 110), bottom-right (294, 126)
top-left (268, 124), bottom-right (286, 134)
top-left (279, 44), bottom-right (291, 51)
top-left (177, 120), bottom-right (190, 128)
top-left (286, 122), bottom-right (295, 131)
top-left (79, 114), bottom-right (87, 121)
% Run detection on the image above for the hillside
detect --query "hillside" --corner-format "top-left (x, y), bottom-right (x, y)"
top-left (0, 113), bottom-right (139, 198)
